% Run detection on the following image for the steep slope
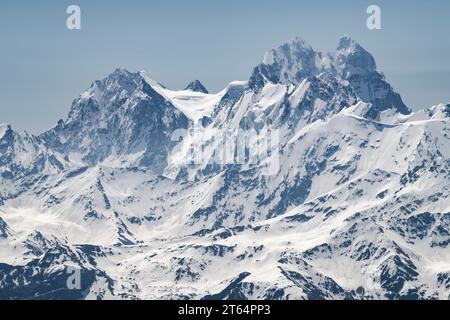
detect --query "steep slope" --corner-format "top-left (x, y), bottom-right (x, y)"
top-left (334, 36), bottom-right (409, 118)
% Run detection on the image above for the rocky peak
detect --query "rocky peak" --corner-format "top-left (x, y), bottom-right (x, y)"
top-left (335, 35), bottom-right (377, 77)
top-left (184, 80), bottom-right (209, 94)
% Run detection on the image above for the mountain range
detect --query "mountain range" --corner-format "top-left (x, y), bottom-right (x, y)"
top-left (0, 36), bottom-right (449, 300)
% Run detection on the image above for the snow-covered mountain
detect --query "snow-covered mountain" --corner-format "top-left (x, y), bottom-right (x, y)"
top-left (0, 36), bottom-right (449, 300)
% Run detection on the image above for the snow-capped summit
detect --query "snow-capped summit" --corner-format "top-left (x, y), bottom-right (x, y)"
top-left (248, 36), bottom-right (409, 122)
top-left (0, 124), bottom-right (66, 184)
top-left (262, 37), bottom-right (315, 65)
top-left (184, 80), bottom-right (209, 94)
top-left (335, 35), bottom-right (377, 75)
top-left (41, 69), bottom-right (189, 173)
top-left (250, 37), bottom-right (320, 89)
top-left (333, 36), bottom-right (410, 118)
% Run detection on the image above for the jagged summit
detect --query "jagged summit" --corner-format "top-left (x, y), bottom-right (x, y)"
top-left (184, 80), bottom-right (209, 94)
top-left (251, 35), bottom-right (378, 87)
top-left (337, 35), bottom-right (359, 50)
top-left (41, 68), bottom-right (189, 173)
top-left (249, 35), bottom-right (410, 118)
top-left (334, 38), bottom-right (409, 116)
top-left (335, 35), bottom-right (377, 75)
top-left (81, 69), bottom-right (166, 103)
top-left (250, 37), bottom-right (318, 88)
top-left (262, 36), bottom-right (314, 65)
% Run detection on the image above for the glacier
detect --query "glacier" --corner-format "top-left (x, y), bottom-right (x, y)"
top-left (0, 36), bottom-right (449, 300)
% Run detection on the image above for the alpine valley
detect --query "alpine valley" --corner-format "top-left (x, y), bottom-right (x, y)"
top-left (0, 36), bottom-right (449, 300)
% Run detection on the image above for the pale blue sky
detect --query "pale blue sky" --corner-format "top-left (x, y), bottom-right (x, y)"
top-left (1, 0), bottom-right (449, 133)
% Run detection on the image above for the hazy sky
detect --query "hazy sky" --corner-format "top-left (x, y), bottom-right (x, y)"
top-left (1, 0), bottom-right (449, 133)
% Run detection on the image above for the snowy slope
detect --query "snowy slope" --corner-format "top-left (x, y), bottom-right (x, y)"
top-left (0, 37), bottom-right (449, 300)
